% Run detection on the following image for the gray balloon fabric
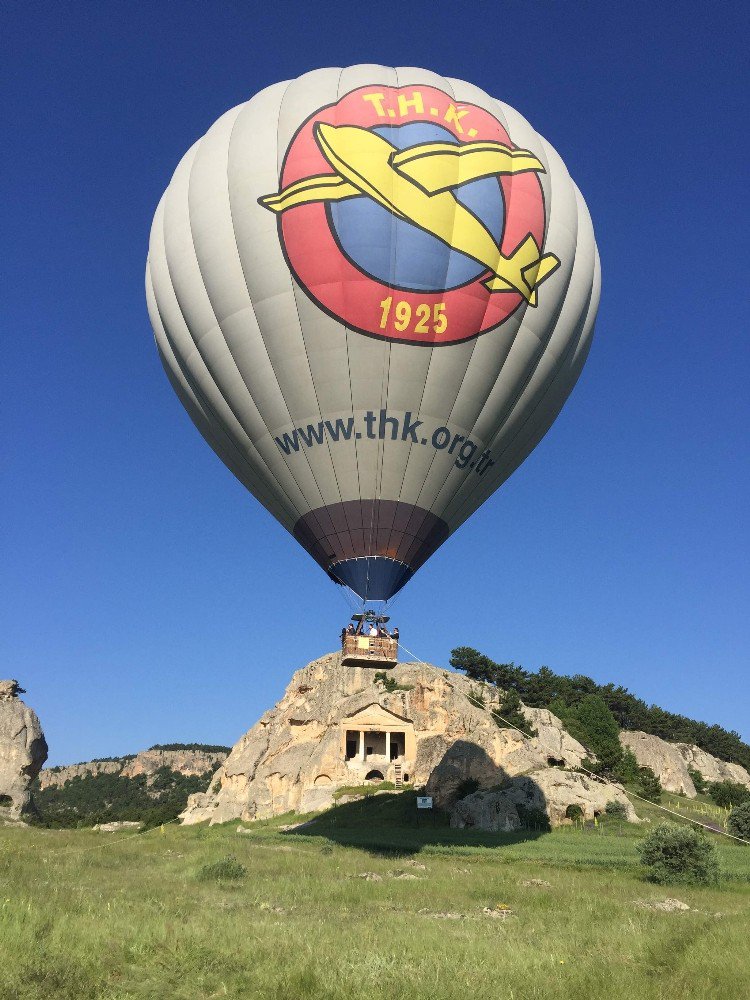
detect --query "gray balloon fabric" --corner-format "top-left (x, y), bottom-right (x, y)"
top-left (146, 65), bottom-right (600, 602)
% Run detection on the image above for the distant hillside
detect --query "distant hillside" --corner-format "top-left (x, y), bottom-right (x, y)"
top-left (450, 647), bottom-right (750, 771)
top-left (32, 744), bottom-right (228, 829)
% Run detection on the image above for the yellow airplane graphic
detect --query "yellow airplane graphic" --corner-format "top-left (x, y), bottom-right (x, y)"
top-left (260, 123), bottom-right (560, 305)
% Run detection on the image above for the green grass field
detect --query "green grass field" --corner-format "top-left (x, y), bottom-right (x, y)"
top-left (2, 792), bottom-right (748, 1000)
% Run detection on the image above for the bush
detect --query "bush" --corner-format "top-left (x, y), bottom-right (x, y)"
top-left (373, 672), bottom-right (412, 693)
top-left (565, 804), bottom-right (584, 821)
top-left (637, 822), bottom-right (720, 885)
top-left (605, 800), bottom-right (628, 819)
top-left (516, 804), bottom-right (551, 832)
top-left (688, 767), bottom-right (707, 794)
top-left (454, 778), bottom-right (480, 801)
top-left (638, 767), bottom-right (662, 802)
top-left (467, 687), bottom-right (486, 709)
top-left (492, 688), bottom-right (536, 737)
top-left (198, 856), bottom-right (247, 882)
top-left (727, 801), bottom-right (750, 841)
top-left (708, 780), bottom-right (750, 809)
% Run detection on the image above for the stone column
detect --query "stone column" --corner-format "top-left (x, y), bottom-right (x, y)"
top-left (358, 730), bottom-right (365, 762)
top-left (385, 731), bottom-right (391, 761)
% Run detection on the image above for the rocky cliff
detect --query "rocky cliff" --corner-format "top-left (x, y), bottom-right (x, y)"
top-left (0, 680), bottom-right (48, 822)
top-left (38, 747), bottom-right (228, 790)
top-left (181, 652), bottom-right (610, 827)
top-left (619, 731), bottom-right (750, 796)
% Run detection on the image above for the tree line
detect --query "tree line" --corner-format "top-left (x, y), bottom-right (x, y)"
top-left (449, 647), bottom-right (750, 772)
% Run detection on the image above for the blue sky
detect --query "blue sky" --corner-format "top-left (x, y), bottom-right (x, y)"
top-left (4, 2), bottom-right (748, 765)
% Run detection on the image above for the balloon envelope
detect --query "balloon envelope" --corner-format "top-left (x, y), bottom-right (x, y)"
top-left (146, 66), bottom-right (600, 602)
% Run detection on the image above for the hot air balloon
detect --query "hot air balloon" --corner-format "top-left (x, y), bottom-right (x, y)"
top-left (146, 65), bottom-right (600, 610)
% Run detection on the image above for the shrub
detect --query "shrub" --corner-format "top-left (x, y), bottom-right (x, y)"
top-left (454, 778), bottom-right (480, 801)
top-left (492, 688), bottom-right (536, 737)
top-left (727, 801), bottom-right (750, 841)
top-left (198, 856), bottom-right (247, 882)
top-left (688, 767), bottom-right (707, 794)
top-left (467, 687), bottom-right (486, 709)
top-left (373, 672), bottom-right (412, 693)
top-left (565, 804), bottom-right (584, 821)
top-left (605, 800), bottom-right (628, 819)
top-left (516, 804), bottom-right (551, 832)
top-left (637, 822), bottom-right (719, 885)
top-left (638, 767), bottom-right (662, 802)
top-left (708, 780), bottom-right (750, 809)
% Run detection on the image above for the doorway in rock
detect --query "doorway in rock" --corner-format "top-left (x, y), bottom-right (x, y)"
top-left (389, 732), bottom-right (405, 760)
top-left (365, 770), bottom-right (384, 783)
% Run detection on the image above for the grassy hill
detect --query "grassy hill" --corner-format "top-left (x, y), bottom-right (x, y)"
top-left (2, 791), bottom-right (748, 1000)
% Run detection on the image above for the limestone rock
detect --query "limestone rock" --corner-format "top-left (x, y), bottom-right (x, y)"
top-left (521, 707), bottom-right (589, 768)
top-left (181, 652), bottom-right (588, 825)
top-left (450, 789), bottom-right (521, 832)
top-left (38, 747), bottom-right (227, 790)
top-left (93, 820), bottom-right (142, 832)
top-left (37, 760), bottom-right (121, 788)
top-left (618, 731), bottom-right (750, 797)
top-left (619, 731), bottom-right (697, 796)
top-left (450, 767), bottom-right (639, 830)
top-left (0, 680), bottom-right (48, 821)
top-left (505, 768), bottom-right (639, 825)
top-left (674, 744), bottom-right (750, 790)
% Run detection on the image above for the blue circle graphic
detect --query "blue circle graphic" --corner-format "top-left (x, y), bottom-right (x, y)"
top-left (329, 122), bottom-right (504, 293)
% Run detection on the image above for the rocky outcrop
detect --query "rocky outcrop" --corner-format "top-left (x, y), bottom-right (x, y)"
top-left (619, 731), bottom-right (750, 797)
top-left (451, 788), bottom-right (522, 832)
top-left (619, 731), bottom-right (697, 796)
top-left (0, 680), bottom-right (48, 822)
top-left (674, 744), bottom-right (750, 790)
top-left (181, 652), bottom-right (592, 825)
top-left (450, 768), bottom-right (639, 831)
top-left (38, 747), bottom-right (227, 790)
top-left (37, 760), bottom-right (121, 788)
top-left (522, 707), bottom-right (589, 768)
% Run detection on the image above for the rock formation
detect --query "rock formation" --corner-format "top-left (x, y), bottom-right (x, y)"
top-left (674, 743), bottom-right (750, 790)
top-left (0, 680), bottom-right (48, 822)
top-left (619, 731), bottom-right (750, 797)
top-left (181, 652), bottom-right (591, 826)
top-left (619, 731), bottom-right (697, 796)
top-left (38, 746), bottom-right (227, 790)
top-left (450, 768), bottom-right (639, 831)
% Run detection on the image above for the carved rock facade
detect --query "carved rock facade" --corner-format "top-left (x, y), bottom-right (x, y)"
top-left (181, 653), bottom-right (590, 825)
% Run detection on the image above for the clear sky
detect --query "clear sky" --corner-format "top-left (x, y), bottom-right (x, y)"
top-left (3, 2), bottom-right (748, 765)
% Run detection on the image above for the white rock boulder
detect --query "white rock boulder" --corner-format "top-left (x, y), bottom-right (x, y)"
top-left (450, 768), bottom-right (639, 830)
top-left (0, 680), bottom-right (48, 822)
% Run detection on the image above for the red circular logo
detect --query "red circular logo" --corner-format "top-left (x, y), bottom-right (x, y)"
top-left (259, 85), bottom-right (558, 345)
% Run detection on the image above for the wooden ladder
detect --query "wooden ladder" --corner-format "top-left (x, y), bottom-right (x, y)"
top-left (394, 763), bottom-right (403, 788)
